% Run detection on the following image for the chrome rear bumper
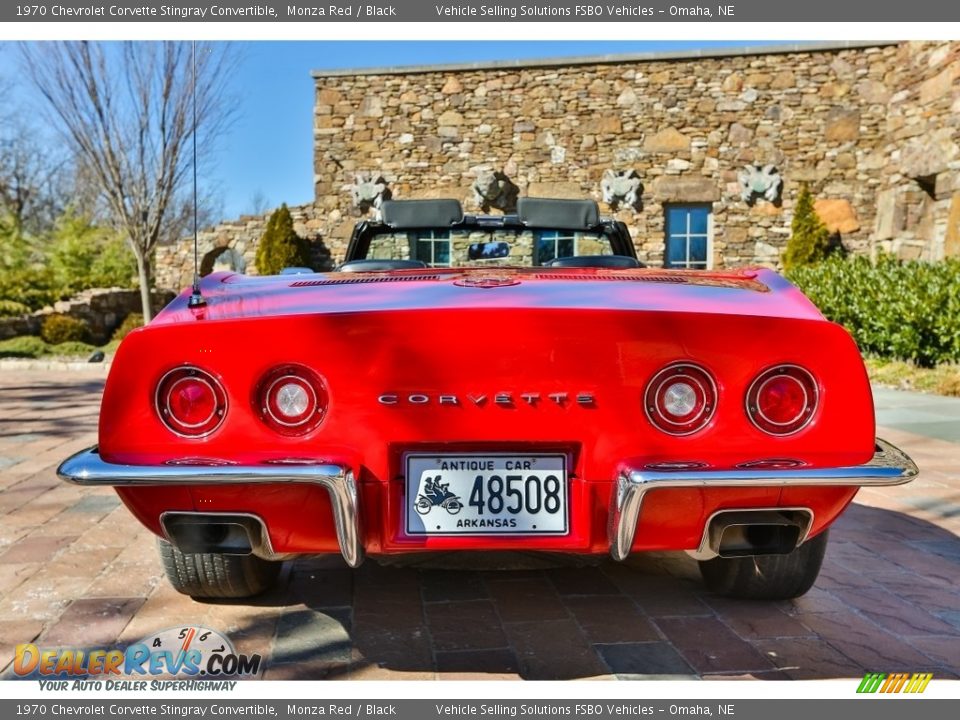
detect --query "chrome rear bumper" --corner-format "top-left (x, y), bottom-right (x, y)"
top-left (608, 438), bottom-right (918, 561)
top-left (57, 448), bottom-right (364, 568)
top-left (59, 439), bottom-right (918, 568)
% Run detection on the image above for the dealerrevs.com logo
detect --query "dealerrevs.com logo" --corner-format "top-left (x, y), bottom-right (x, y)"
top-left (14, 626), bottom-right (262, 682)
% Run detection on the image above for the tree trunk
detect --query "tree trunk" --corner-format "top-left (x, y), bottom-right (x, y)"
top-left (135, 251), bottom-right (154, 323)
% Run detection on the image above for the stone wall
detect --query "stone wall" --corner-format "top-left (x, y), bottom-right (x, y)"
top-left (155, 204), bottom-right (330, 292)
top-left (872, 42), bottom-right (960, 260)
top-left (0, 288), bottom-right (175, 344)
top-left (154, 41), bottom-right (960, 287)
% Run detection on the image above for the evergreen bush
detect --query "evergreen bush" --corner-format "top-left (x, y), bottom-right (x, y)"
top-left (783, 185), bottom-right (835, 271)
top-left (255, 204), bottom-right (311, 276)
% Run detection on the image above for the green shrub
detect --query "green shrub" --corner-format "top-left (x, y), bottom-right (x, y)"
top-left (0, 265), bottom-right (60, 311)
top-left (255, 204), bottom-right (311, 276)
top-left (50, 341), bottom-right (96, 357)
top-left (783, 185), bottom-right (835, 271)
top-left (0, 335), bottom-right (48, 358)
top-left (111, 312), bottom-right (144, 343)
top-left (788, 255), bottom-right (960, 368)
top-left (0, 300), bottom-right (30, 317)
top-left (40, 314), bottom-right (90, 345)
top-left (48, 211), bottom-right (136, 294)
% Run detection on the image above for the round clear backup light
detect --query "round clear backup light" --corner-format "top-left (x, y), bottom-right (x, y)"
top-left (257, 365), bottom-right (327, 435)
top-left (746, 365), bottom-right (818, 436)
top-left (272, 379), bottom-right (311, 420)
top-left (662, 381), bottom-right (698, 417)
top-left (644, 363), bottom-right (717, 436)
top-left (156, 366), bottom-right (227, 437)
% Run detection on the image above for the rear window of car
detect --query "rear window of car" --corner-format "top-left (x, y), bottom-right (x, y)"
top-left (365, 228), bottom-right (615, 268)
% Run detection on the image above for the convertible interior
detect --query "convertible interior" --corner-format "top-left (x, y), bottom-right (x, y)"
top-left (338, 197), bottom-right (646, 270)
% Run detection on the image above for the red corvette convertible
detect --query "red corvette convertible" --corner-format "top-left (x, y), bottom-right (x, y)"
top-left (59, 198), bottom-right (917, 601)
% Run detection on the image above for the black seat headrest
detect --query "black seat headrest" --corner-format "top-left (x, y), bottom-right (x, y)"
top-left (380, 199), bottom-right (464, 228)
top-left (517, 198), bottom-right (600, 229)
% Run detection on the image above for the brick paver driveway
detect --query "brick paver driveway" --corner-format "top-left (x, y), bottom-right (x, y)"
top-left (1, 368), bottom-right (958, 680)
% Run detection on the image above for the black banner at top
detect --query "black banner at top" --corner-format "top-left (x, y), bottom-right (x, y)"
top-left (2, 0), bottom-right (959, 22)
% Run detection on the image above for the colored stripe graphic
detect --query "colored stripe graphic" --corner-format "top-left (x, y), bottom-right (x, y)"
top-left (905, 673), bottom-right (933, 693)
top-left (857, 673), bottom-right (886, 693)
top-left (857, 672), bottom-right (932, 694)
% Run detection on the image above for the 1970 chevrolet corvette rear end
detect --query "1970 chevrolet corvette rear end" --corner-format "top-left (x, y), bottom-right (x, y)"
top-left (59, 198), bottom-right (917, 601)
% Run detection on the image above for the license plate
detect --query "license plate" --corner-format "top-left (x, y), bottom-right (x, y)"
top-left (405, 454), bottom-right (568, 536)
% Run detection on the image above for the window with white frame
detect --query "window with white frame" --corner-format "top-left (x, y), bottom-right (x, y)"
top-left (535, 231), bottom-right (577, 265)
top-left (414, 230), bottom-right (451, 267)
top-left (664, 205), bottom-right (712, 269)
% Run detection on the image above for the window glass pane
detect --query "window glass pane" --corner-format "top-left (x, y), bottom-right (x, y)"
top-left (415, 239), bottom-right (432, 264)
top-left (665, 238), bottom-right (687, 267)
top-left (537, 237), bottom-right (556, 264)
top-left (689, 237), bottom-right (707, 264)
top-left (666, 206), bottom-right (687, 229)
top-left (433, 240), bottom-right (450, 265)
top-left (557, 237), bottom-right (575, 258)
top-left (688, 209), bottom-right (709, 235)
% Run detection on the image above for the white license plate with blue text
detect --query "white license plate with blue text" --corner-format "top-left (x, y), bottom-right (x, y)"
top-left (405, 454), bottom-right (568, 536)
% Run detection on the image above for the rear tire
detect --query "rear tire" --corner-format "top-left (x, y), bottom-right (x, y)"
top-left (698, 529), bottom-right (829, 600)
top-left (157, 538), bottom-right (281, 599)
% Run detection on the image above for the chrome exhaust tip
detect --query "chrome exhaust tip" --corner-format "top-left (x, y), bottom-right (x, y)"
top-left (690, 508), bottom-right (813, 560)
top-left (160, 512), bottom-right (279, 558)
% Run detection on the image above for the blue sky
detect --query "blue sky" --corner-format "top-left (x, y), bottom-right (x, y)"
top-left (4, 41), bottom-right (770, 223)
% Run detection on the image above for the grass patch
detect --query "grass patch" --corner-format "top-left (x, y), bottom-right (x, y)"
top-left (0, 335), bottom-right (98, 360)
top-left (865, 357), bottom-right (960, 397)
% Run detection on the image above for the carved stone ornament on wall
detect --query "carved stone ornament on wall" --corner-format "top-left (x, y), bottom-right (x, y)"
top-left (472, 170), bottom-right (519, 213)
top-left (349, 172), bottom-right (391, 215)
top-left (601, 169), bottom-right (643, 210)
top-left (738, 164), bottom-right (783, 205)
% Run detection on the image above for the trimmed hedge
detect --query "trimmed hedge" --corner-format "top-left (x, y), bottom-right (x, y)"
top-left (788, 255), bottom-right (960, 368)
top-left (50, 341), bottom-right (96, 356)
top-left (0, 336), bottom-right (48, 358)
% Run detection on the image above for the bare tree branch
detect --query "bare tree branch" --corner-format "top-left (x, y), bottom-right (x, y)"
top-left (20, 41), bottom-right (236, 320)
top-left (0, 121), bottom-right (70, 241)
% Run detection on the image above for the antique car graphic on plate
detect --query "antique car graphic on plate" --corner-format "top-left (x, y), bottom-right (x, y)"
top-left (58, 198), bottom-right (918, 601)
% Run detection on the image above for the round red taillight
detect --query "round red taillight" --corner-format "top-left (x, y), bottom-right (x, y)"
top-left (156, 367), bottom-right (227, 437)
top-left (257, 365), bottom-right (327, 435)
top-left (746, 365), bottom-right (818, 435)
top-left (644, 363), bottom-right (717, 436)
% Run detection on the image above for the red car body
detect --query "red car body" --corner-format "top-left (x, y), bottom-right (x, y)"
top-left (59, 198), bottom-right (917, 600)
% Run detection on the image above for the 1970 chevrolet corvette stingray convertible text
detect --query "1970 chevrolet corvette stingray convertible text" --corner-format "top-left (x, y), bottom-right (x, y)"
top-left (58, 198), bottom-right (918, 601)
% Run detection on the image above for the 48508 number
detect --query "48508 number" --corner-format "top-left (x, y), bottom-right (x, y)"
top-left (468, 474), bottom-right (562, 516)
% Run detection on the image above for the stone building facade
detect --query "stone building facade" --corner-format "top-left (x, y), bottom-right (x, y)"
top-left (157, 40), bottom-right (960, 291)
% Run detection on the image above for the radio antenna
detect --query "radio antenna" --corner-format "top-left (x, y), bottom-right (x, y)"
top-left (187, 40), bottom-right (206, 309)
